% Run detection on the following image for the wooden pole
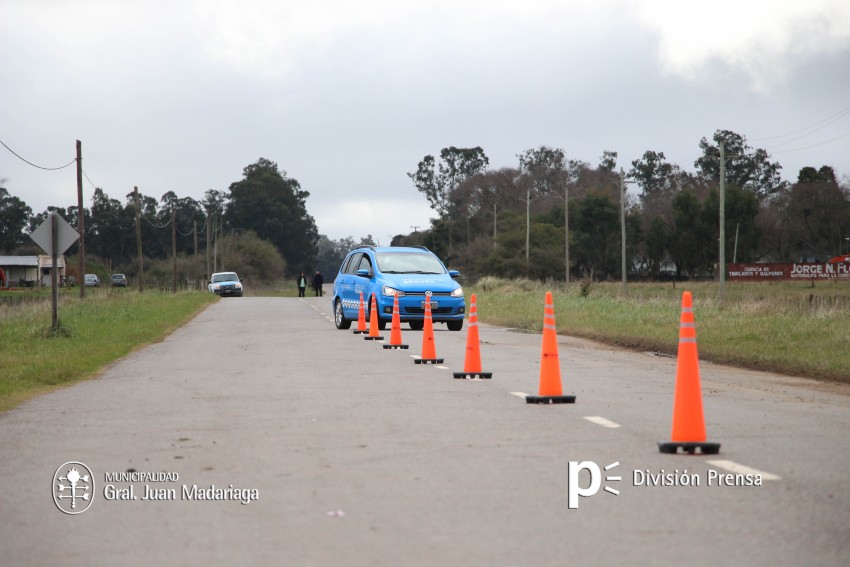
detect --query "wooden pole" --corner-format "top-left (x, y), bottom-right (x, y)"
top-left (171, 208), bottom-right (177, 294)
top-left (134, 186), bottom-right (144, 292)
top-left (51, 213), bottom-right (59, 330)
top-left (76, 140), bottom-right (85, 298)
top-left (719, 141), bottom-right (726, 301)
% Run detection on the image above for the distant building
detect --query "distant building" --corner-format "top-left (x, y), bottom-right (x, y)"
top-left (0, 255), bottom-right (66, 288)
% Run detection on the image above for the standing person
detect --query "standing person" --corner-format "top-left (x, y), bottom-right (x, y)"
top-left (312, 270), bottom-right (324, 297)
top-left (297, 272), bottom-right (307, 297)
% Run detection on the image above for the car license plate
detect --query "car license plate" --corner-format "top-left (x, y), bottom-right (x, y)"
top-left (421, 301), bottom-right (438, 309)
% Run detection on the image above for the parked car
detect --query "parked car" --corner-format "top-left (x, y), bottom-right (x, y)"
top-left (110, 274), bottom-right (127, 287)
top-left (84, 274), bottom-right (100, 287)
top-left (331, 246), bottom-right (465, 331)
top-left (208, 272), bottom-right (243, 297)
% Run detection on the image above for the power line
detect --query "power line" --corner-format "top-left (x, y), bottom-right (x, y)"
top-left (81, 168), bottom-right (98, 190)
top-left (0, 138), bottom-right (76, 171)
top-left (750, 103), bottom-right (850, 143)
top-left (768, 130), bottom-right (850, 155)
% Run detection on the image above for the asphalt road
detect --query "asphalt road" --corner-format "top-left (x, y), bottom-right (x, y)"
top-left (2, 296), bottom-right (849, 566)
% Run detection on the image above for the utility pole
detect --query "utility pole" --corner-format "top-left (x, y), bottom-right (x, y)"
top-left (205, 211), bottom-right (211, 280)
top-left (213, 214), bottom-right (219, 273)
top-left (718, 141), bottom-right (726, 301)
top-left (51, 213), bottom-right (59, 329)
top-left (525, 188), bottom-right (531, 276)
top-left (134, 186), bottom-right (144, 292)
top-left (76, 140), bottom-right (85, 299)
top-left (620, 169), bottom-right (627, 296)
top-left (171, 208), bottom-right (177, 294)
top-left (193, 220), bottom-right (198, 289)
top-left (564, 182), bottom-right (570, 283)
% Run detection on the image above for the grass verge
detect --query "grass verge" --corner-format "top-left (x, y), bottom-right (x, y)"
top-left (471, 278), bottom-right (850, 382)
top-left (0, 291), bottom-right (217, 412)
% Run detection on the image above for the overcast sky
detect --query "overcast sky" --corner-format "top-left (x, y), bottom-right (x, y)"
top-left (2, 0), bottom-right (849, 242)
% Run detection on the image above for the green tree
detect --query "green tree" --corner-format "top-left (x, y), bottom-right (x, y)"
top-left (225, 158), bottom-right (318, 274)
top-left (89, 188), bottom-right (133, 262)
top-left (704, 183), bottom-right (761, 263)
top-left (571, 196), bottom-right (620, 279)
top-left (0, 187), bottom-right (33, 253)
top-left (629, 150), bottom-right (675, 200)
top-left (408, 146), bottom-right (489, 256)
top-left (669, 190), bottom-right (713, 278)
top-left (217, 230), bottom-right (286, 284)
top-left (695, 130), bottom-right (784, 199)
top-left (783, 169), bottom-right (850, 260)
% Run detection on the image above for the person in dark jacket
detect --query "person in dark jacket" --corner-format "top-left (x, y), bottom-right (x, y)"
top-left (297, 272), bottom-right (307, 297)
top-left (312, 270), bottom-right (324, 297)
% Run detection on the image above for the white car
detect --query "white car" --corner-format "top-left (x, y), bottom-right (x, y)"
top-left (208, 272), bottom-right (243, 297)
top-left (84, 274), bottom-right (100, 287)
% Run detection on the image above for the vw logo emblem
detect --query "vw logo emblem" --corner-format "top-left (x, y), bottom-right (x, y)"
top-left (425, 290), bottom-right (432, 297)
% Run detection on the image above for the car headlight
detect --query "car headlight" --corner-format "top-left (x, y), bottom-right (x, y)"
top-left (212, 284), bottom-right (221, 290)
top-left (382, 286), bottom-right (404, 297)
top-left (451, 287), bottom-right (464, 298)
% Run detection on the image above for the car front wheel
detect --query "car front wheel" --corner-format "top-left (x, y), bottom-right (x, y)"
top-left (408, 320), bottom-right (424, 331)
top-left (447, 320), bottom-right (464, 331)
top-left (335, 299), bottom-right (351, 329)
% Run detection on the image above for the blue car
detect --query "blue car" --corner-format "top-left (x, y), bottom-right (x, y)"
top-left (332, 246), bottom-right (465, 331)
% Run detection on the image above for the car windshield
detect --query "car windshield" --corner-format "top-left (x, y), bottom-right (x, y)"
top-left (375, 252), bottom-right (446, 274)
top-left (213, 273), bottom-right (238, 283)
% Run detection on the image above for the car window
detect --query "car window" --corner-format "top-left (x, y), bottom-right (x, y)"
top-left (375, 252), bottom-right (446, 274)
top-left (356, 255), bottom-right (372, 274)
top-left (343, 253), bottom-right (362, 275)
top-left (213, 273), bottom-right (238, 283)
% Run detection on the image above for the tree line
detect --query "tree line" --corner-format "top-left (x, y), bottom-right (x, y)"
top-left (402, 130), bottom-right (850, 281)
top-left (3, 132), bottom-right (849, 286)
top-left (0, 158), bottom-right (325, 285)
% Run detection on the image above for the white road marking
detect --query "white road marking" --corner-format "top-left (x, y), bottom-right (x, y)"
top-left (706, 460), bottom-right (781, 481)
top-left (510, 392), bottom-right (528, 399)
top-left (584, 416), bottom-right (621, 428)
top-left (435, 365), bottom-right (450, 370)
top-left (409, 355), bottom-right (422, 360)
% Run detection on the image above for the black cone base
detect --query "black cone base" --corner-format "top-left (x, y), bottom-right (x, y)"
top-left (415, 358), bottom-right (444, 364)
top-left (453, 372), bottom-right (493, 379)
top-left (658, 441), bottom-right (721, 455)
top-left (525, 395), bottom-right (576, 404)
top-left (363, 335), bottom-right (384, 341)
top-left (352, 330), bottom-right (367, 334)
top-left (383, 344), bottom-right (409, 350)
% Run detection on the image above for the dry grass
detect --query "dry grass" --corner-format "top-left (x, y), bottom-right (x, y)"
top-left (471, 278), bottom-right (850, 382)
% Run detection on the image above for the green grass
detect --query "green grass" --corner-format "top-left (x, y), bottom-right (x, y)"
top-left (471, 278), bottom-right (850, 382)
top-left (0, 290), bottom-right (217, 411)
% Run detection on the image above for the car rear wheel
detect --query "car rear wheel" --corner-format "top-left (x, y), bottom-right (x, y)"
top-left (447, 320), bottom-right (464, 331)
top-left (335, 299), bottom-right (351, 329)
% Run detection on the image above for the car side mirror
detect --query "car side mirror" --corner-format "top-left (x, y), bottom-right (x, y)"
top-left (449, 270), bottom-right (460, 279)
top-left (356, 269), bottom-right (370, 277)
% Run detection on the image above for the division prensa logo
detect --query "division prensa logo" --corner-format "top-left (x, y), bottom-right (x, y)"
top-left (53, 461), bottom-right (95, 515)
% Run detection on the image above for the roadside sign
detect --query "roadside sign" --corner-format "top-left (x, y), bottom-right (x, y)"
top-left (29, 213), bottom-right (79, 256)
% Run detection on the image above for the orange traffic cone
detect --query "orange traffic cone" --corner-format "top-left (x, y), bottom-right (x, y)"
top-left (526, 291), bottom-right (575, 404)
top-left (658, 291), bottom-right (720, 454)
top-left (453, 294), bottom-right (492, 379)
top-left (353, 291), bottom-right (367, 334)
top-left (364, 293), bottom-right (384, 341)
top-left (414, 293), bottom-right (443, 364)
top-left (383, 294), bottom-right (409, 350)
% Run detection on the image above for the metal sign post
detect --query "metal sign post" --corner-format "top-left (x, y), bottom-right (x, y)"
top-left (29, 212), bottom-right (80, 331)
